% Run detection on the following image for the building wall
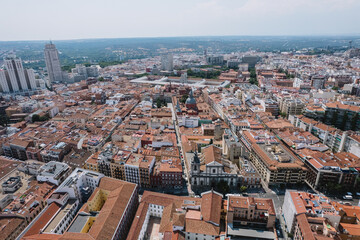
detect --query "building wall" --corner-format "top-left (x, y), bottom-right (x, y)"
top-left (282, 191), bottom-right (297, 233)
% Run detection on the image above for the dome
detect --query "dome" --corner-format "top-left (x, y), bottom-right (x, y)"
top-left (185, 89), bottom-right (196, 105)
top-left (185, 96), bottom-right (196, 105)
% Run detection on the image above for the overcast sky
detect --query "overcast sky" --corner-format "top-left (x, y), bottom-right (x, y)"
top-left (1, 0), bottom-right (360, 41)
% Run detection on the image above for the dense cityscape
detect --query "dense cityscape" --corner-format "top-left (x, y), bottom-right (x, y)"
top-left (0, 37), bottom-right (360, 240)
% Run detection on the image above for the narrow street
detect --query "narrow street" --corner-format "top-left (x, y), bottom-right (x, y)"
top-left (168, 103), bottom-right (194, 196)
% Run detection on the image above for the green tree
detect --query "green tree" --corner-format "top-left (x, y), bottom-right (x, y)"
top-left (216, 180), bottom-right (230, 195)
top-left (32, 114), bottom-right (40, 122)
top-left (98, 77), bottom-right (104, 82)
top-left (180, 94), bottom-right (188, 104)
top-left (39, 113), bottom-right (50, 122)
top-left (249, 68), bottom-right (258, 85)
top-left (0, 115), bottom-right (10, 127)
top-left (156, 98), bottom-right (162, 108)
top-left (209, 139), bottom-right (213, 145)
top-left (240, 186), bottom-right (247, 192)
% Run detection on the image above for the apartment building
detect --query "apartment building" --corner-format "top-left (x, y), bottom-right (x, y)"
top-left (21, 176), bottom-right (138, 240)
top-left (239, 130), bottom-right (307, 187)
top-left (127, 190), bottom-right (223, 240)
top-left (227, 195), bottom-right (276, 239)
top-left (282, 190), bottom-right (340, 234)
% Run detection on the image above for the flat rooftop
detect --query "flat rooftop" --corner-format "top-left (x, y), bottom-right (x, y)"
top-left (0, 170), bottom-right (32, 200)
top-left (67, 211), bottom-right (99, 233)
top-left (227, 224), bottom-right (275, 239)
top-left (258, 143), bottom-right (295, 164)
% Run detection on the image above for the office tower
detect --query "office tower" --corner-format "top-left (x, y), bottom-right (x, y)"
top-left (206, 55), bottom-right (224, 65)
top-left (161, 53), bottom-right (173, 71)
top-left (44, 42), bottom-right (63, 83)
top-left (0, 55), bottom-right (37, 94)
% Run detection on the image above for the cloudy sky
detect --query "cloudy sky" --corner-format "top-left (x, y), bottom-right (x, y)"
top-left (1, 0), bottom-right (360, 41)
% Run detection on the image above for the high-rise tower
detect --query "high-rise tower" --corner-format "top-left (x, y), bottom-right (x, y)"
top-left (44, 42), bottom-right (63, 84)
top-left (0, 55), bottom-right (37, 94)
top-left (161, 53), bottom-right (173, 71)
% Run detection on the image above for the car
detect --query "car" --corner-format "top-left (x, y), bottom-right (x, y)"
top-left (343, 195), bottom-right (353, 200)
top-left (343, 202), bottom-right (352, 206)
top-left (347, 192), bottom-right (353, 196)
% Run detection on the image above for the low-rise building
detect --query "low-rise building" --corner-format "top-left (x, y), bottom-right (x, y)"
top-left (127, 190), bottom-right (223, 240)
top-left (36, 161), bottom-right (71, 186)
top-left (227, 195), bottom-right (276, 239)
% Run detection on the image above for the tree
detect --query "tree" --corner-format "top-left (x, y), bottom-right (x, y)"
top-left (216, 180), bottom-right (230, 195)
top-left (0, 115), bottom-right (10, 127)
top-left (32, 113), bottom-right (50, 122)
top-left (156, 98), bottom-right (163, 108)
top-left (209, 139), bottom-right (213, 145)
top-left (39, 113), bottom-right (50, 122)
top-left (249, 68), bottom-right (258, 85)
top-left (180, 94), bottom-right (188, 104)
top-left (32, 114), bottom-right (40, 122)
top-left (98, 77), bottom-right (104, 82)
top-left (240, 186), bottom-right (247, 193)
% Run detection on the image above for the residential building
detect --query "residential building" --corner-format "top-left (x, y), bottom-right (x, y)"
top-left (239, 130), bottom-right (307, 187)
top-left (21, 176), bottom-right (138, 240)
top-left (226, 195), bottom-right (276, 239)
top-left (36, 161), bottom-right (71, 186)
top-left (282, 190), bottom-right (340, 234)
top-left (127, 190), bottom-right (223, 240)
top-left (0, 55), bottom-right (37, 94)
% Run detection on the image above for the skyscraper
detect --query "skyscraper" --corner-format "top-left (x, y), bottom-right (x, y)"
top-left (161, 53), bottom-right (173, 71)
top-left (44, 42), bottom-right (63, 84)
top-left (0, 55), bottom-right (37, 94)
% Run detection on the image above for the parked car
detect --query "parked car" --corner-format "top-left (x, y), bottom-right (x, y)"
top-left (343, 195), bottom-right (353, 200)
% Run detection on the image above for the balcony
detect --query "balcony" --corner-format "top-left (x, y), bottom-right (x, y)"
top-left (233, 216), bottom-right (268, 224)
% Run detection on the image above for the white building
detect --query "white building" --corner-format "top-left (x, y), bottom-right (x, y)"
top-left (0, 56), bottom-right (37, 94)
top-left (37, 161), bottom-right (71, 186)
top-left (178, 116), bottom-right (199, 128)
top-left (54, 168), bottom-right (104, 202)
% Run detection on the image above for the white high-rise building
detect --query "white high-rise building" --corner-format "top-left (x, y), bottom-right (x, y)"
top-left (44, 42), bottom-right (63, 84)
top-left (0, 55), bottom-right (37, 94)
top-left (161, 53), bottom-right (173, 71)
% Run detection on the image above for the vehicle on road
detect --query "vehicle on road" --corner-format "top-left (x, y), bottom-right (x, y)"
top-left (343, 195), bottom-right (353, 200)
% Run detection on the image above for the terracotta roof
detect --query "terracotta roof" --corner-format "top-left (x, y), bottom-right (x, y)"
top-left (296, 213), bottom-right (316, 240)
top-left (200, 191), bottom-right (222, 225)
top-left (23, 203), bottom-right (61, 238)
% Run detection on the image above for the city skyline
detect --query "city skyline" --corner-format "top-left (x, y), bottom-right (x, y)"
top-left (1, 0), bottom-right (360, 41)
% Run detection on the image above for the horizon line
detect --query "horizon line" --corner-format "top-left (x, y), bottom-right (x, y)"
top-left (1, 34), bottom-right (360, 42)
